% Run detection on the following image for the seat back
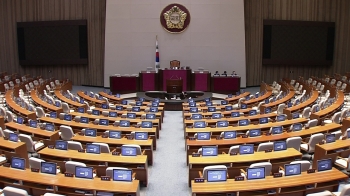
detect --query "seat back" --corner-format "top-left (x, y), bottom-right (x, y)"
top-left (286, 137), bottom-right (302, 151)
top-left (67, 141), bottom-right (83, 150)
top-left (330, 112), bottom-right (341, 124)
top-left (36, 107), bottom-right (46, 118)
top-left (170, 60), bottom-right (180, 68)
top-left (301, 107), bottom-right (311, 118)
top-left (331, 130), bottom-right (342, 140)
top-left (3, 186), bottom-right (29, 196)
top-left (228, 145), bottom-right (239, 154)
top-left (203, 165), bottom-right (227, 180)
top-left (29, 157), bottom-right (45, 169)
top-left (306, 119), bottom-right (318, 128)
top-left (62, 102), bottom-right (70, 113)
top-left (60, 125), bottom-right (74, 140)
top-left (6, 111), bottom-right (14, 122)
top-left (290, 160), bottom-right (310, 172)
top-left (277, 103), bottom-right (286, 115)
top-left (18, 134), bottom-right (35, 152)
top-left (65, 161), bottom-right (86, 174)
top-left (308, 133), bottom-right (324, 152)
top-left (257, 142), bottom-right (273, 152)
top-left (249, 162), bottom-right (272, 176)
top-left (340, 184), bottom-right (350, 196)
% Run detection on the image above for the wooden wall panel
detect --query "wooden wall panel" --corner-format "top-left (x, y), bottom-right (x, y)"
top-left (245, 0), bottom-right (350, 86)
top-left (0, 0), bottom-right (106, 86)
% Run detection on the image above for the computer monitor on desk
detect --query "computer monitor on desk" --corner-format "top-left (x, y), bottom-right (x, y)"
top-left (189, 102), bottom-right (196, 107)
top-left (11, 157), bottom-right (25, 170)
top-left (63, 114), bottom-right (72, 121)
top-left (17, 116), bottom-right (23, 124)
top-left (238, 119), bottom-right (249, 126)
top-left (85, 129), bottom-right (97, 137)
top-left (55, 140), bottom-right (68, 150)
top-left (223, 131), bottom-right (236, 139)
top-left (247, 167), bottom-right (265, 180)
top-left (196, 132), bottom-right (210, 140)
top-left (212, 113), bottom-right (221, 119)
top-left (127, 113), bottom-right (136, 119)
top-left (141, 121), bottom-right (153, 128)
top-left (239, 144), bottom-right (254, 155)
top-left (284, 163), bottom-right (301, 176)
top-left (41, 162), bottom-right (57, 175)
top-left (217, 121), bottom-right (228, 127)
top-left (194, 121), bottom-right (206, 128)
top-left (80, 117), bottom-right (89, 124)
top-left (45, 123), bottom-right (55, 132)
top-left (135, 132), bottom-right (148, 140)
top-left (9, 133), bottom-right (19, 142)
top-left (121, 146), bottom-right (137, 156)
top-left (273, 141), bottom-right (287, 151)
top-left (109, 131), bottom-right (121, 139)
top-left (192, 114), bottom-right (203, 120)
top-left (317, 158), bottom-right (332, 172)
top-left (113, 169), bottom-right (133, 182)
top-left (50, 112), bottom-right (57, 118)
top-left (207, 170), bottom-right (227, 182)
top-left (248, 129), bottom-right (261, 137)
top-left (99, 119), bottom-right (109, 126)
top-left (86, 143), bottom-right (101, 154)
top-left (75, 166), bottom-right (94, 179)
top-left (92, 109), bottom-right (100, 116)
top-left (77, 107), bottom-right (85, 113)
top-left (325, 134), bottom-right (336, 143)
top-left (231, 112), bottom-right (240, 117)
top-left (146, 114), bottom-right (156, 119)
top-left (249, 110), bottom-right (257, 116)
top-left (259, 117), bottom-right (268, 124)
top-left (208, 107), bottom-right (216, 112)
top-left (271, 126), bottom-right (283, 135)
top-left (120, 120), bottom-right (130, 127)
top-left (225, 106), bottom-right (233, 111)
top-left (109, 111), bottom-right (117, 117)
top-left (201, 146), bottom-right (218, 156)
top-left (190, 108), bottom-right (198, 113)
top-left (29, 120), bottom-right (37, 128)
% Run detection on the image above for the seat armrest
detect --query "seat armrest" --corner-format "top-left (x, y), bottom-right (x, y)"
top-left (240, 169), bottom-right (246, 175)
top-left (279, 166), bottom-right (284, 171)
top-left (222, 152), bottom-right (226, 154)
top-left (132, 172), bottom-right (137, 180)
top-left (142, 149), bottom-right (146, 155)
top-left (336, 156), bottom-right (348, 161)
top-left (198, 171), bottom-right (203, 178)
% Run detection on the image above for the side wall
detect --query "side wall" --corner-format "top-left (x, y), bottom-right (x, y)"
top-left (0, 0), bottom-right (106, 86)
top-left (104, 0), bottom-right (247, 87)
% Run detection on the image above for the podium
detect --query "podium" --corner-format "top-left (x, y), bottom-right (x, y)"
top-left (159, 69), bottom-right (191, 91)
top-left (166, 79), bottom-right (183, 93)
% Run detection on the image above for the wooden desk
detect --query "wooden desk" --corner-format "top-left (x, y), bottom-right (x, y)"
top-left (260, 86), bottom-right (295, 112)
top-left (5, 89), bottom-right (36, 120)
top-left (313, 139), bottom-right (350, 168)
top-left (310, 91), bottom-right (344, 123)
top-left (5, 122), bottom-right (60, 141)
top-left (188, 148), bottom-right (302, 186)
top-left (38, 117), bottom-right (159, 140)
top-left (342, 118), bottom-right (350, 134)
top-left (72, 135), bottom-right (154, 164)
top-left (283, 90), bottom-right (319, 119)
top-left (38, 147), bottom-right (149, 186)
top-left (98, 91), bottom-right (123, 103)
top-left (0, 166), bottom-right (140, 196)
top-left (185, 118), bottom-right (309, 137)
top-left (225, 92), bottom-right (250, 103)
top-left (183, 109), bottom-right (252, 119)
top-left (211, 76), bottom-right (241, 93)
top-left (191, 168), bottom-right (347, 196)
top-left (54, 90), bottom-right (87, 110)
top-left (241, 90), bottom-right (273, 107)
top-left (77, 91), bottom-right (106, 105)
top-left (0, 137), bottom-right (29, 168)
top-left (30, 90), bottom-right (63, 113)
top-left (0, 116), bottom-right (4, 130)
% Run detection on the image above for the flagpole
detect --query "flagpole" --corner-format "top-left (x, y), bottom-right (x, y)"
top-left (155, 35), bottom-right (160, 73)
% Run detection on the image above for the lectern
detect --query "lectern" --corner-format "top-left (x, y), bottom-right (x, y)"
top-left (166, 79), bottom-right (183, 93)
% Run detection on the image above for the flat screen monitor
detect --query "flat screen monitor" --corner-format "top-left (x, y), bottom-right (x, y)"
top-left (127, 113), bottom-right (136, 119)
top-left (294, 100), bottom-right (300, 106)
top-left (271, 126), bottom-right (283, 134)
top-left (9, 133), bottom-right (19, 142)
top-left (223, 131), bottom-right (236, 139)
top-left (206, 102), bottom-right (213, 106)
top-left (212, 113), bottom-right (221, 119)
top-left (247, 167), bottom-right (265, 180)
top-left (207, 170), bottom-right (227, 182)
top-left (55, 101), bottom-right (61, 107)
top-left (288, 102), bottom-right (293, 108)
top-left (16, 116), bottom-right (24, 124)
top-left (228, 94), bottom-right (232, 98)
top-left (75, 166), bottom-right (93, 179)
top-left (121, 100), bottom-right (127, 105)
top-left (241, 104), bottom-right (247, 109)
top-left (236, 92), bottom-right (240, 95)
top-left (99, 119), bottom-right (109, 126)
top-left (217, 121), bottom-right (228, 127)
top-left (41, 162), bottom-right (57, 175)
top-left (273, 141), bottom-right (287, 151)
top-left (265, 107), bottom-right (272, 114)
top-left (113, 169), bottom-right (133, 182)
top-left (245, 96), bottom-right (250, 101)
top-left (50, 112), bottom-right (57, 118)
top-left (231, 112), bottom-right (240, 117)
top-left (284, 163), bottom-right (301, 176)
top-left (77, 107), bottom-right (85, 113)
top-left (45, 123), bottom-right (55, 132)
top-left (55, 140), bottom-right (68, 150)
top-left (292, 112), bottom-right (300, 119)
top-left (249, 110), bottom-right (257, 116)
top-left (115, 106), bottom-right (123, 111)
top-left (204, 98), bottom-right (210, 102)
top-left (192, 114), bottom-right (203, 120)
top-left (221, 100), bottom-right (228, 105)
top-left (150, 107), bottom-right (158, 112)
top-left (325, 134), bottom-right (336, 143)
top-left (189, 102), bottom-right (196, 107)
top-left (153, 98), bottom-right (160, 103)
top-left (120, 120), bottom-right (130, 127)
top-left (136, 101), bottom-right (142, 106)
top-left (29, 120), bottom-right (37, 128)
top-left (84, 129), bottom-right (97, 137)
top-left (116, 94), bottom-right (120, 98)
top-left (62, 114), bottom-right (71, 122)
top-left (265, 99), bottom-right (269, 104)
top-left (201, 146), bottom-right (218, 156)
top-left (101, 104), bottom-right (108, 109)
top-left (259, 117), bottom-right (268, 124)
top-left (196, 132), bottom-right (210, 140)
top-left (188, 99), bottom-right (194, 103)
top-left (11, 157), bottom-right (25, 170)
top-left (80, 117), bottom-right (89, 124)
top-left (225, 106), bottom-right (233, 111)
top-left (135, 132), bottom-right (148, 140)
top-left (194, 121), bottom-right (206, 128)
top-left (190, 107), bottom-right (198, 113)
top-left (80, 98), bottom-right (85, 104)
top-left (121, 146), bottom-right (137, 156)
top-left (315, 105), bottom-right (320, 112)
top-left (141, 121), bottom-right (152, 128)
top-left (109, 131), bottom-right (121, 139)
top-left (109, 111), bottom-right (117, 117)
top-left (208, 107), bottom-right (216, 112)
top-left (347, 130), bottom-right (350, 139)
top-left (276, 115), bottom-right (286, 122)
top-left (239, 144), bottom-right (254, 155)
top-left (92, 110), bottom-right (100, 116)
top-left (146, 114), bottom-right (156, 119)
top-left (86, 143), bottom-right (101, 154)
top-left (152, 102), bottom-right (159, 107)
top-left (132, 107), bottom-right (140, 112)
top-left (238, 119), bottom-right (249, 126)
top-left (139, 97), bottom-right (145, 102)
top-left (292, 123), bottom-right (303, 131)
top-left (249, 129), bottom-right (261, 137)
top-left (317, 158), bottom-right (332, 172)
top-left (255, 93), bottom-right (259, 98)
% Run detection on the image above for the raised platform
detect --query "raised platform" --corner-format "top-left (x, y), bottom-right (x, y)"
top-left (137, 91), bottom-right (213, 111)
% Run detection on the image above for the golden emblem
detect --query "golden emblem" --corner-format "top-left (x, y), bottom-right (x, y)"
top-left (163, 6), bottom-right (187, 29)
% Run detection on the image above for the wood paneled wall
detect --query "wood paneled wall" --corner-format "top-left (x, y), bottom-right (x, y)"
top-left (0, 0), bottom-right (106, 86)
top-left (244, 0), bottom-right (350, 86)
